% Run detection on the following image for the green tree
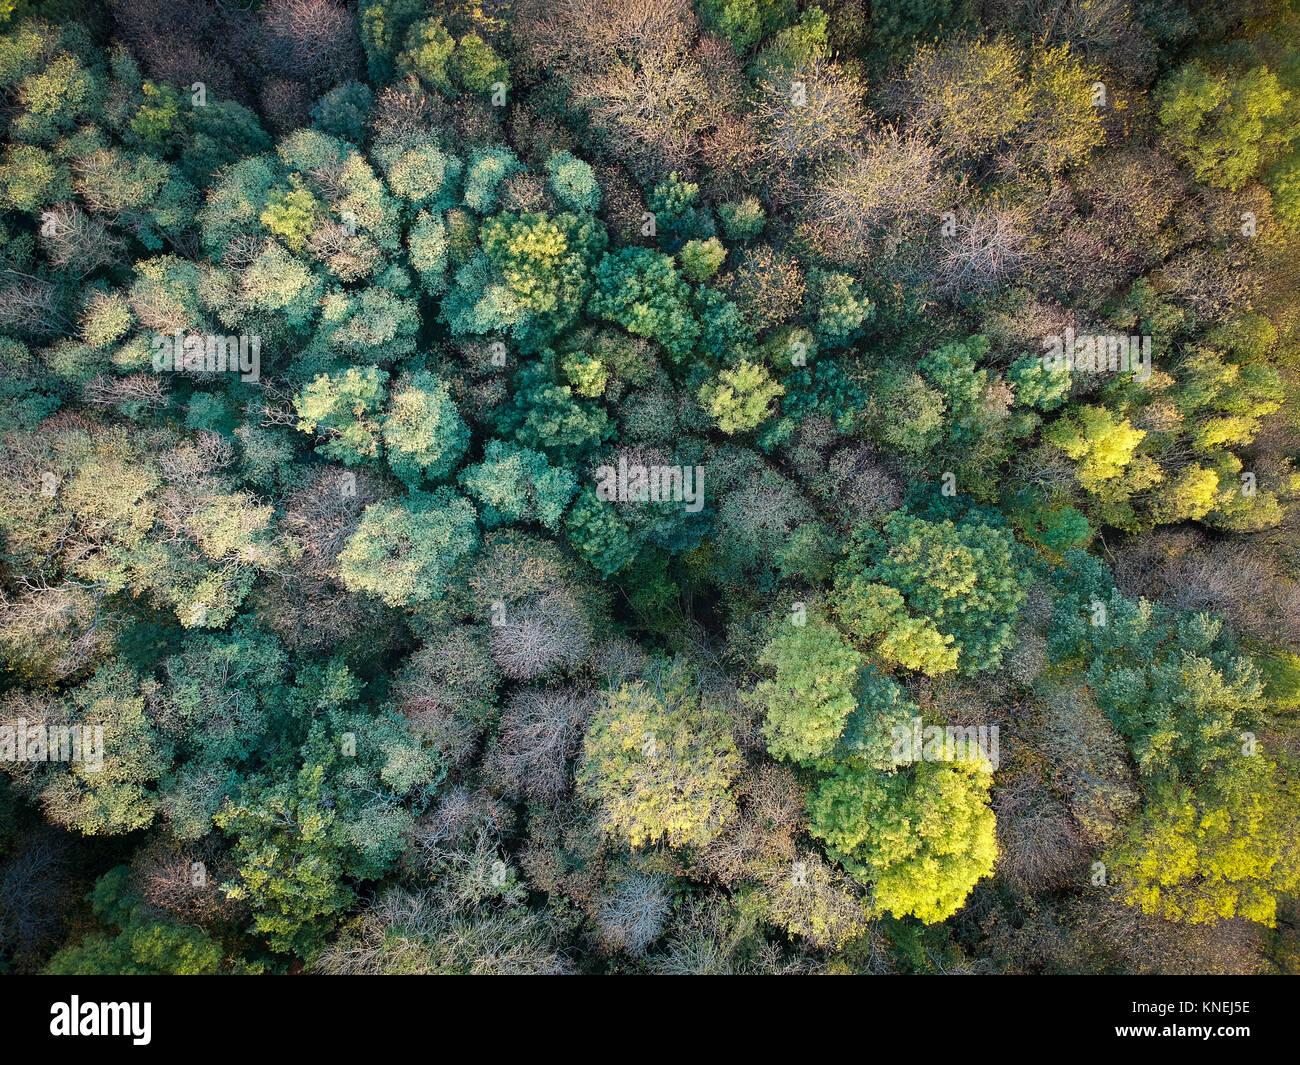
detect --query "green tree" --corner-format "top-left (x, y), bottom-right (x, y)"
top-left (678, 237), bottom-right (726, 283)
top-left (494, 363), bottom-right (612, 458)
top-left (1044, 404), bottom-right (1146, 490)
top-left (45, 868), bottom-right (239, 975)
top-left (464, 147), bottom-right (519, 214)
top-left (579, 659), bottom-right (742, 849)
top-left (1110, 756), bottom-right (1300, 927)
top-left (699, 360), bottom-right (784, 434)
top-left (9, 662), bottom-right (172, 836)
top-left (458, 439), bottom-right (577, 530)
top-left (871, 367), bottom-right (946, 455)
top-left (1156, 62), bottom-right (1295, 190)
top-left (448, 210), bottom-right (606, 349)
top-left (294, 366), bottom-right (388, 466)
top-left (261, 180), bottom-right (323, 252)
top-left (381, 371), bottom-right (470, 484)
top-left (746, 616), bottom-right (862, 764)
top-left (547, 151), bottom-right (600, 213)
top-left (809, 759), bottom-right (997, 922)
top-left (1008, 352), bottom-right (1071, 411)
top-left (453, 33), bottom-right (509, 94)
top-left (337, 489), bottom-right (479, 607)
top-left (215, 762), bottom-right (355, 956)
top-left (698, 0), bottom-right (797, 53)
top-left (832, 512), bottom-right (1026, 676)
top-left (589, 248), bottom-right (700, 364)
top-left (563, 486), bottom-right (636, 577)
top-left (805, 267), bottom-right (872, 349)
top-left (718, 197), bottom-right (766, 241)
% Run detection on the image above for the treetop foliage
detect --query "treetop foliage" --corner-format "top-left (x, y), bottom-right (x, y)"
top-left (1, 0), bottom-right (1299, 978)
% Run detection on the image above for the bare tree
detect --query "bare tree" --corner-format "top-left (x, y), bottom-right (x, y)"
top-left (0, 830), bottom-right (72, 972)
top-left (489, 589), bottom-right (593, 680)
top-left (994, 772), bottom-right (1089, 894)
top-left (82, 373), bottom-right (169, 412)
top-left (281, 466), bottom-right (382, 577)
top-left (753, 60), bottom-right (867, 203)
top-left (37, 203), bottom-right (122, 276)
top-left (259, 0), bottom-right (361, 92)
top-left (593, 872), bottom-right (671, 956)
top-left (392, 626), bottom-right (501, 769)
top-left (0, 576), bottom-right (114, 681)
top-left (933, 203), bottom-right (1032, 297)
top-left (798, 125), bottom-right (950, 267)
top-left (0, 276), bottom-right (69, 336)
top-left (515, 0), bottom-right (697, 75)
top-left (485, 686), bottom-right (592, 802)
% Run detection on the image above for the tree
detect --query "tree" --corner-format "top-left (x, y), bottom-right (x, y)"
top-left (1044, 404), bottom-right (1146, 491)
top-left (678, 237), bottom-right (726, 283)
top-left (458, 439), bottom-right (577, 530)
top-left (464, 148), bottom-right (520, 214)
top-left (710, 461), bottom-right (833, 593)
top-left (215, 762), bottom-right (355, 956)
top-left (746, 616), bottom-right (862, 764)
top-left (494, 363), bottom-right (612, 458)
top-left (809, 759), bottom-right (997, 923)
top-left (870, 367), bottom-right (946, 455)
top-left (547, 151), bottom-right (600, 213)
top-left (447, 211), bottom-right (607, 349)
top-left (0, 143), bottom-right (69, 211)
top-left (453, 34), bottom-right (509, 94)
top-left (261, 180), bottom-right (323, 252)
top-left (312, 81), bottom-right (372, 143)
top-left (395, 15), bottom-right (455, 92)
top-left (1018, 44), bottom-right (1105, 175)
top-left (360, 0), bottom-right (426, 83)
top-left (798, 126), bottom-right (947, 268)
top-left (391, 624), bottom-right (501, 770)
top-left (1156, 62), bottom-right (1294, 190)
top-left (1110, 755), bottom-right (1300, 927)
top-left (835, 666), bottom-right (920, 771)
top-left (260, 0), bottom-right (361, 93)
top-left (699, 360), bottom-right (784, 434)
top-left (805, 268), bottom-right (871, 348)
top-left (886, 37), bottom-right (1030, 163)
top-left (337, 490), bottom-right (479, 607)
top-left (917, 335), bottom-right (994, 452)
top-left (589, 247), bottom-right (700, 363)
top-left (832, 511), bottom-right (1026, 676)
top-left (578, 658), bottom-right (742, 849)
top-left (7, 663), bottom-right (172, 836)
top-left (869, 0), bottom-right (965, 54)
top-left (294, 366), bottom-right (388, 465)
top-left (724, 244), bottom-right (804, 332)
top-left (718, 197), bottom-right (765, 241)
top-left (563, 486), bottom-right (636, 577)
top-left (1008, 352), bottom-right (1071, 412)
top-left (487, 687), bottom-right (591, 803)
top-left (698, 0), bottom-right (796, 53)
top-left (381, 371), bottom-right (470, 484)
top-left (754, 59), bottom-right (865, 198)
top-left (45, 867), bottom-right (240, 975)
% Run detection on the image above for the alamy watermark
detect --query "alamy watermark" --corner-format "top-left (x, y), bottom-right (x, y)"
top-left (890, 717), bottom-right (999, 771)
top-left (1, 719), bottom-right (104, 771)
top-left (595, 457), bottom-right (704, 513)
top-left (151, 332), bottom-right (261, 382)
top-left (1042, 327), bottom-right (1152, 383)
top-left (50, 997), bottom-right (151, 1045)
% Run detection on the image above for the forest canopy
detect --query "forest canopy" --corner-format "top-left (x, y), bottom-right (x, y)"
top-left (1, 0), bottom-right (1299, 977)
